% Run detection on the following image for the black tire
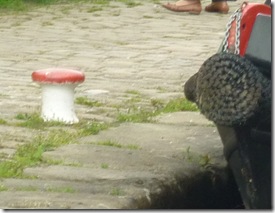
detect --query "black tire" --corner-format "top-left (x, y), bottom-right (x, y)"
top-left (184, 52), bottom-right (271, 126)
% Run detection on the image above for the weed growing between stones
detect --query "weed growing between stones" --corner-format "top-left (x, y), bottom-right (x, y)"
top-left (13, 185), bottom-right (76, 193)
top-left (0, 118), bottom-right (7, 125)
top-left (94, 140), bottom-right (141, 150)
top-left (117, 97), bottom-right (198, 123)
top-left (76, 121), bottom-right (109, 136)
top-left (45, 186), bottom-right (76, 193)
top-left (0, 130), bottom-right (77, 178)
top-left (75, 96), bottom-right (103, 107)
top-left (110, 187), bottom-right (125, 196)
top-left (125, 90), bottom-right (141, 95)
top-left (161, 98), bottom-right (198, 112)
top-left (87, 6), bottom-right (103, 13)
top-left (15, 112), bottom-right (65, 129)
top-left (117, 108), bottom-right (158, 123)
top-left (41, 21), bottom-right (54, 26)
top-left (14, 112), bottom-right (109, 134)
top-left (101, 163), bottom-right (109, 169)
top-left (0, 184), bottom-right (8, 192)
top-left (115, 0), bottom-right (142, 8)
top-left (184, 146), bottom-right (213, 168)
top-left (14, 186), bottom-right (38, 192)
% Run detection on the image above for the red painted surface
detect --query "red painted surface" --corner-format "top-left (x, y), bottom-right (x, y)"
top-left (227, 2), bottom-right (271, 56)
top-left (32, 68), bottom-right (85, 84)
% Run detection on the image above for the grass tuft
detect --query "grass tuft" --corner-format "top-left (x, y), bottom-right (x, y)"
top-left (0, 184), bottom-right (8, 192)
top-left (15, 186), bottom-right (38, 192)
top-left (15, 113), bottom-right (65, 129)
top-left (46, 186), bottom-right (76, 193)
top-left (75, 97), bottom-right (103, 107)
top-left (161, 97), bottom-right (198, 113)
top-left (87, 6), bottom-right (103, 13)
top-left (117, 109), bottom-right (157, 123)
top-left (101, 163), bottom-right (109, 169)
top-left (184, 146), bottom-right (212, 168)
top-left (110, 187), bottom-right (125, 196)
top-left (0, 130), bottom-right (77, 178)
top-left (95, 140), bottom-right (140, 150)
top-left (77, 121), bottom-right (109, 136)
top-left (0, 118), bottom-right (7, 125)
top-left (117, 0), bottom-right (142, 7)
top-left (117, 97), bottom-right (198, 123)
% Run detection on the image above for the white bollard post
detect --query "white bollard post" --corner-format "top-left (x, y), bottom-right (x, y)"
top-left (32, 68), bottom-right (85, 124)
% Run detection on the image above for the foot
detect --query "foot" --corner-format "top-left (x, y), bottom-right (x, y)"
top-left (162, 0), bottom-right (202, 15)
top-left (205, 1), bottom-right (229, 14)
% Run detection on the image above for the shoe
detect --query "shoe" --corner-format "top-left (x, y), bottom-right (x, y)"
top-left (162, 0), bottom-right (202, 15)
top-left (205, 1), bottom-right (229, 14)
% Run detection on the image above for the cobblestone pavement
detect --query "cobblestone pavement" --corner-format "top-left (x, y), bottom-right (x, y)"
top-left (0, 0), bottom-right (262, 209)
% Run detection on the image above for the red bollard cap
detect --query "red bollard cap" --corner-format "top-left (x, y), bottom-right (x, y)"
top-left (32, 68), bottom-right (85, 84)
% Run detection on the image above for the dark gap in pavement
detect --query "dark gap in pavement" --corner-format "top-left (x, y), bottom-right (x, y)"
top-left (150, 166), bottom-right (244, 209)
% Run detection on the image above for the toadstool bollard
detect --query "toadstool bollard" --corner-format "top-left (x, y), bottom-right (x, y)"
top-left (32, 68), bottom-right (85, 124)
